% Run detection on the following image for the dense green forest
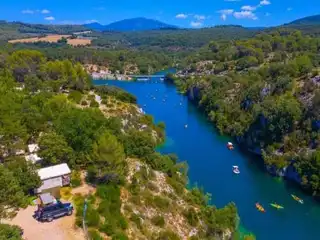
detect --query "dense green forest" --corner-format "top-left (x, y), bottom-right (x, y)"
top-left (0, 49), bottom-right (239, 239)
top-left (172, 29), bottom-right (320, 198)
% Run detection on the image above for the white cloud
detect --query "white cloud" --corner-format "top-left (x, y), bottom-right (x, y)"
top-left (44, 16), bottom-right (55, 21)
top-left (241, 5), bottom-right (256, 11)
top-left (233, 11), bottom-right (258, 20)
top-left (218, 9), bottom-right (234, 15)
top-left (194, 15), bottom-right (206, 21)
top-left (41, 9), bottom-right (50, 14)
top-left (260, 0), bottom-right (271, 6)
top-left (265, 12), bottom-right (271, 17)
top-left (176, 13), bottom-right (188, 19)
top-left (218, 9), bottom-right (234, 21)
top-left (22, 9), bottom-right (34, 14)
top-left (287, 7), bottom-right (293, 11)
top-left (190, 21), bottom-right (203, 27)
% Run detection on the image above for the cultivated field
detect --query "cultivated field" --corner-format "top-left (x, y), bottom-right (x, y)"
top-left (8, 34), bottom-right (91, 46)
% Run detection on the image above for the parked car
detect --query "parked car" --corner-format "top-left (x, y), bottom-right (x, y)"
top-left (36, 200), bottom-right (73, 222)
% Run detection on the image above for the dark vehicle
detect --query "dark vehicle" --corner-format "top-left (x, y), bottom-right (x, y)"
top-left (36, 201), bottom-right (73, 222)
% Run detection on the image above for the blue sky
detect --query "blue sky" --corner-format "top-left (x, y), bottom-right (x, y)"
top-left (0, 0), bottom-right (319, 27)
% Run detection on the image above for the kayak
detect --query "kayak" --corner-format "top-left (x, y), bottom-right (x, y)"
top-left (291, 194), bottom-right (304, 204)
top-left (255, 203), bottom-right (266, 212)
top-left (270, 203), bottom-right (284, 209)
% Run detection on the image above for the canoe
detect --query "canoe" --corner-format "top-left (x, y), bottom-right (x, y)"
top-left (255, 203), bottom-right (265, 212)
top-left (291, 194), bottom-right (304, 204)
top-left (270, 203), bottom-right (284, 209)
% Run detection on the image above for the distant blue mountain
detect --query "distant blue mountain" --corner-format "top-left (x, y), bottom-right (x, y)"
top-left (84, 17), bottom-right (178, 32)
top-left (287, 14), bottom-right (320, 25)
top-left (83, 22), bottom-right (106, 31)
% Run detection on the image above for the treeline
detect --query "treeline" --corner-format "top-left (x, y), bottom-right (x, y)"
top-left (5, 43), bottom-right (175, 74)
top-left (175, 30), bottom-right (320, 197)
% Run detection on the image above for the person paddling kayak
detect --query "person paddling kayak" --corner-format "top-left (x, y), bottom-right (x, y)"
top-left (270, 203), bottom-right (284, 209)
top-left (291, 194), bottom-right (304, 204)
top-left (256, 203), bottom-right (266, 213)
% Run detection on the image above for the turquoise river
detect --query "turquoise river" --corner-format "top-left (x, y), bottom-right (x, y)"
top-left (94, 78), bottom-right (320, 240)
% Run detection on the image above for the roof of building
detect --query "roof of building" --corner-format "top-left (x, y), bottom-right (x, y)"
top-left (37, 163), bottom-right (71, 180)
top-left (39, 193), bottom-right (55, 205)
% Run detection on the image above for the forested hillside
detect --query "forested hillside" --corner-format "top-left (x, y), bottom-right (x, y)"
top-left (0, 21), bottom-right (87, 41)
top-left (172, 29), bottom-right (320, 198)
top-left (0, 50), bottom-right (239, 240)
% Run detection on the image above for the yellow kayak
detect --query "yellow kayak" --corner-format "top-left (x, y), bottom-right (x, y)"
top-left (270, 203), bottom-right (284, 209)
top-left (256, 203), bottom-right (266, 212)
top-left (291, 194), bottom-right (304, 204)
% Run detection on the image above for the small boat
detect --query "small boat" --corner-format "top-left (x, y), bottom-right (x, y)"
top-left (255, 203), bottom-right (266, 213)
top-left (270, 203), bottom-right (284, 209)
top-left (232, 166), bottom-right (240, 174)
top-left (184, 124), bottom-right (188, 128)
top-left (227, 142), bottom-right (234, 150)
top-left (291, 194), bottom-right (304, 204)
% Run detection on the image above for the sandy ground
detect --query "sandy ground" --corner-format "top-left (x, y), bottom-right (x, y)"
top-left (3, 206), bottom-right (85, 240)
top-left (8, 35), bottom-right (91, 46)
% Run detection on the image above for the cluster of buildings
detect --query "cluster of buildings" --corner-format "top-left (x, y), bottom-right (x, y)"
top-left (20, 143), bottom-right (72, 198)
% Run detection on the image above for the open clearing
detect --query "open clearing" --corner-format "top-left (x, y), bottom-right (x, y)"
top-left (8, 34), bottom-right (91, 46)
top-left (3, 205), bottom-right (85, 240)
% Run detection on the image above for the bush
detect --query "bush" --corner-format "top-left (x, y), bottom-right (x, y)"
top-left (88, 229), bottom-right (103, 240)
top-left (86, 207), bottom-right (100, 227)
top-left (0, 224), bottom-right (22, 240)
top-left (130, 213), bottom-right (142, 229)
top-left (157, 230), bottom-right (180, 240)
top-left (151, 215), bottom-right (165, 227)
top-left (90, 99), bottom-right (99, 108)
top-left (101, 99), bottom-right (108, 105)
top-left (183, 208), bottom-right (198, 226)
top-left (153, 196), bottom-right (170, 210)
top-left (71, 171), bottom-right (82, 187)
top-left (112, 232), bottom-right (129, 240)
top-left (68, 90), bottom-right (83, 103)
top-left (81, 100), bottom-right (88, 106)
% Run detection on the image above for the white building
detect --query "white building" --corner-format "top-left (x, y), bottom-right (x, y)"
top-left (36, 163), bottom-right (71, 196)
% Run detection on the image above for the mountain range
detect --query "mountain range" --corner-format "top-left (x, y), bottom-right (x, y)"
top-left (83, 15), bottom-right (320, 32)
top-left (84, 17), bottom-right (177, 32)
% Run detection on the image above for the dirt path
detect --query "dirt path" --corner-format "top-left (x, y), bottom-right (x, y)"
top-left (3, 206), bottom-right (85, 240)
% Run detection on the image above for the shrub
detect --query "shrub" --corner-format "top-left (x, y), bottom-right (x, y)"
top-left (101, 99), bottom-right (108, 105)
top-left (81, 100), bottom-right (88, 106)
top-left (71, 171), bottom-right (82, 187)
top-left (151, 215), bottom-right (165, 227)
top-left (86, 207), bottom-right (100, 227)
top-left (130, 213), bottom-right (142, 229)
top-left (118, 216), bottom-right (128, 230)
top-left (153, 196), bottom-right (170, 211)
top-left (183, 208), bottom-right (198, 226)
top-left (68, 90), bottom-right (83, 103)
top-left (90, 99), bottom-right (99, 108)
top-left (157, 230), bottom-right (180, 240)
top-left (99, 222), bottom-right (115, 235)
top-left (88, 229), bottom-right (103, 240)
top-left (112, 232), bottom-right (129, 240)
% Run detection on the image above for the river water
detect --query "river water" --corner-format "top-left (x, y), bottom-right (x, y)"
top-left (94, 78), bottom-right (320, 240)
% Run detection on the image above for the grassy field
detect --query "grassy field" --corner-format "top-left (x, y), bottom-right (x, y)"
top-left (8, 34), bottom-right (91, 46)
